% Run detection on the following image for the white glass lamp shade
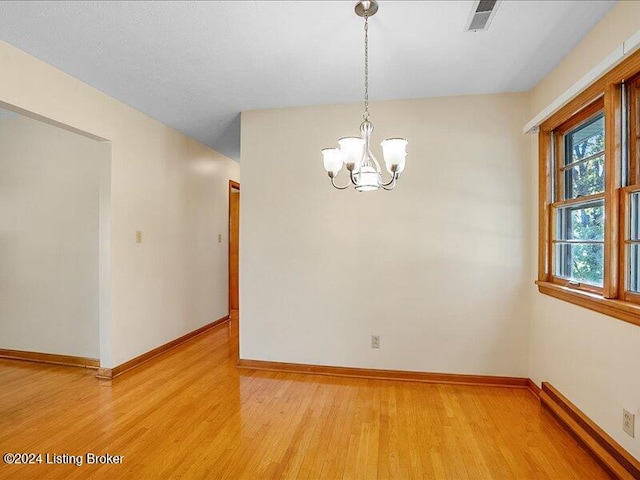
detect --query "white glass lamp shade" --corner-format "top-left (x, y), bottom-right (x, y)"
top-left (322, 148), bottom-right (343, 175)
top-left (355, 165), bottom-right (381, 192)
top-left (338, 137), bottom-right (365, 168)
top-left (381, 138), bottom-right (408, 174)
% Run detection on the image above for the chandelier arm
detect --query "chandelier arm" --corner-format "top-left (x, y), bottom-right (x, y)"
top-left (380, 178), bottom-right (397, 191)
top-left (330, 175), bottom-right (352, 190)
top-left (380, 170), bottom-right (399, 188)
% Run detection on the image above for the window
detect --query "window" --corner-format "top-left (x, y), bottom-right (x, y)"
top-left (537, 51), bottom-right (640, 328)
top-left (620, 73), bottom-right (640, 304)
top-left (552, 105), bottom-right (605, 291)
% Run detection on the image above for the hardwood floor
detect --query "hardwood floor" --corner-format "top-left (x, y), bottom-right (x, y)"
top-left (0, 311), bottom-right (609, 479)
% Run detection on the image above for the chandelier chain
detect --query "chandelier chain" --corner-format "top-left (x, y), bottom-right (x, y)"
top-left (364, 12), bottom-right (369, 121)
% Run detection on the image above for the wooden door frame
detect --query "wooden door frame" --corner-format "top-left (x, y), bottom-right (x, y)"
top-left (228, 180), bottom-right (240, 316)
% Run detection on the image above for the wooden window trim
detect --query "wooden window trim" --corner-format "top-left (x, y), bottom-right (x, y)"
top-left (548, 276), bottom-right (602, 295)
top-left (537, 48), bottom-right (640, 327)
top-left (604, 83), bottom-right (621, 299)
top-left (550, 192), bottom-right (604, 208)
top-left (623, 290), bottom-right (640, 304)
top-left (540, 49), bottom-right (640, 133)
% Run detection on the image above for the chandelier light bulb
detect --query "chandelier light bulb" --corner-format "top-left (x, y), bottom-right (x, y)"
top-left (321, 148), bottom-right (343, 176)
top-left (321, 0), bottom-right (407, 192)
top-left (338, 137), bottom-right (365, 169)
top-left (380, 138), bottom-right (408, 174)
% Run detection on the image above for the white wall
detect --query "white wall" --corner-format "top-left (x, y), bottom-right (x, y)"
top-left (241, 93), bottom-right (532, 376)
top-left (0, 115), bottom-right (105, 358)
top-left (528, 1), bottom-right (640, 460)
top-left (0, 40), bottom-right (240, 367)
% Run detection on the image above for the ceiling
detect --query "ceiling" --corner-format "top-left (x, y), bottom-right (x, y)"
top-left (0, 1), bottom-right (616, 160)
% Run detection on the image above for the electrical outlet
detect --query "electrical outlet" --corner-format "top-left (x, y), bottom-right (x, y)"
top-left (623, 409), bottom-right (635, 438)
top-left (218, 234), bottom-right (222, 243)
top-left (135, 230), bottom-right (143, 244)
top-left (371, 335), bottom-right (380, 349)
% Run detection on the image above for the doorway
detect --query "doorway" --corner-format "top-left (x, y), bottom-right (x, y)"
top-left (228, 180), bottom-right (240, 357)
top-left (228, 181), bottom-right (240, 311)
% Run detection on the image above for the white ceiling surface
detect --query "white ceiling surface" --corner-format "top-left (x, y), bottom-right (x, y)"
top-left (0, 1), bottom-right (615, 160)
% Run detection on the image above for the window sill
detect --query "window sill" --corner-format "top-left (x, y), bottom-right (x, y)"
top-left (536, 281), bottom-right (640, 328)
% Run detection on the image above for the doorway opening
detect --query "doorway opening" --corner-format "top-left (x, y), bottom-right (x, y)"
top-left (228, 180), bottom-right (240, 357)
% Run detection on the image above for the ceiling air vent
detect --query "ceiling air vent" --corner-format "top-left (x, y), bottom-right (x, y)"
top-left (465, 0), bottom-right (500, 32)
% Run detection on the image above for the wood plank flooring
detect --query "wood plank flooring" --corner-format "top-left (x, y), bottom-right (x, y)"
top-left (0, 311), bottom-right (610, 479)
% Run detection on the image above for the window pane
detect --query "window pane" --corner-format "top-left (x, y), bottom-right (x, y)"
top-left (565, 113), bottom-right (604, 164)
top-left (563, 112), bottom-right (605, 200)
top-left (563, 155), bottom-right (604, 199)
top-left (628, 192), bottom-right (640, 293)
top-left (629, 244), bottom-right (640, 293)
top-left (555, 201), bottom-right (604, 241)
top-left (630, 192), bottom-right (640, 241)
top-left (554, 243), bottom-right (604, 286)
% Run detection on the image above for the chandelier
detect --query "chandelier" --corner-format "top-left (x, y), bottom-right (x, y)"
top-left (322, 0), bottom-right (407, 192)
